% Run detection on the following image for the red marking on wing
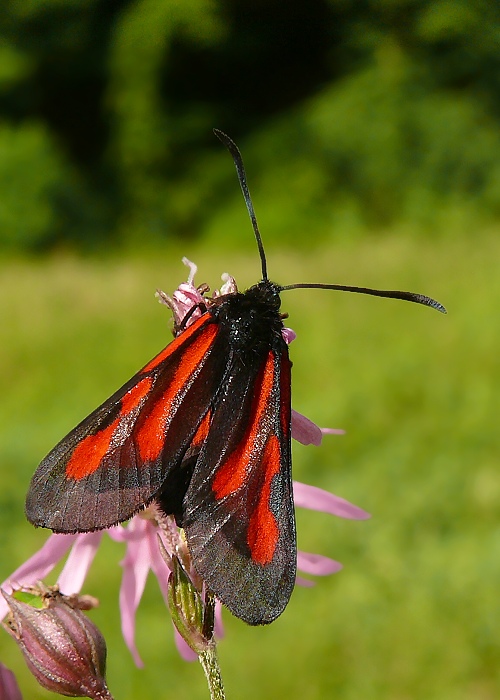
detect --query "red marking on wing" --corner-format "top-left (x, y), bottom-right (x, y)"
top-left (141, 314), bottom-right (210, 374)
top-left (212, 351), bottom-right (275, 499)
top-left (66, 421), bottom-right (117, 480)
top-left (246, 434), bottom-right (280, 565)
top-left (66, 377), bottom-right (154, 480)
top-left (135, 323), bottom-right (218, 462)
top-left (191, 409), bottom-right (211, 450)
top-left (120, 376), bottom-right (153, 414)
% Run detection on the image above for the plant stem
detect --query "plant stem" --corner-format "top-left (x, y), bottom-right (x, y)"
top-left (199, 645), bottom-right (226, 700)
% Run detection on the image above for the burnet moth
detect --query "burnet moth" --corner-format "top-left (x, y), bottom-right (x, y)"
top-left (25, 130), bottom-right (446, 626)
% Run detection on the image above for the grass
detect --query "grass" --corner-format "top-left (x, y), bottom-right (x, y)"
top-left (0, 231), bottom-right (498, 699)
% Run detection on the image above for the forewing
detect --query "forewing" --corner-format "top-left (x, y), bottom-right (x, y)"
top-left (26, 314), bottom-right (226, 532)
top-left (183, 346), bottom-right (295, 625)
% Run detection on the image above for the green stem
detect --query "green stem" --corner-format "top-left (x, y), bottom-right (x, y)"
top-left (199, 645), bottom-right (226, 700)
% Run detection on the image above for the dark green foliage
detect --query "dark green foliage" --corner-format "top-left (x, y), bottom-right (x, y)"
top-left (0, 0), bottom-right (499, 248)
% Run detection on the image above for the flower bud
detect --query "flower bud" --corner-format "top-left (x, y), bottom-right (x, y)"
top-left (167, 555), bottom-right (213, 656)
top-left (2, 589), bottom-right (113, 700)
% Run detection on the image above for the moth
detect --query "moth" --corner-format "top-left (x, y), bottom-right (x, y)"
top-left (26, 130), bottom-right (446, 625)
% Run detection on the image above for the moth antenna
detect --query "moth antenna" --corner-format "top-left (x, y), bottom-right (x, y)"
top-left (280, 282), bottom-right (447, 314)
top-left (214, 128), bottom-right (268, 282)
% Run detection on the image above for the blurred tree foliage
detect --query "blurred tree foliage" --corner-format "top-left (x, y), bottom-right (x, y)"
top-left (1, 0), bottom-right (500, 251)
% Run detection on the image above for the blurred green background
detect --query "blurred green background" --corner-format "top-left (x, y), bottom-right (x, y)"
top-left (0, 0), bottom-right (499, 698)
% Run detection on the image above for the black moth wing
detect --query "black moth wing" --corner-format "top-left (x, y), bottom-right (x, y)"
top-left (26, 314), bottom-right (228, 532)
top-left (181, 284), bottom-right (296, 625)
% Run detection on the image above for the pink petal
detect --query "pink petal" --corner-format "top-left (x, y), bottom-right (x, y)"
top-left (291, 410), bottom-right (323, 446)
top-left (181, 257), bottom-right (198, 285)
top-left (0, 533), bottom-right (78, 620)
top-left (297, 550), bottom-right (343, 576)
top-left (173, 284), bottom-right (205, 324)
top-left (282, 327), bottom-right (296, 344)
top-left (174, 628), bottom-right (198, 662)
top-left (148, 531), bottom-right (171, 604)
top-left (112, 517), bottom-right (201, 665)
top-left (57, 532), bottom-right (103, 594)
top-left (293, 481), bottom-right (371, 520)
top-left (214, 599), bottom-right (224, 640)
top-left (219, 273), bottom-right (237, 296)
top-left (116, 519), bottom-right (173, 667)
top-left (321, 427), bottom-right (346, 435)
top-left (174, 283), bottom-right (203, 305)
top-left (0, 663), bottom-right (22, 700)
top-left (116, 519), bottom-right (155, 668)
top-left (295, 576), bottom-right (316, 588)
top-left (106, 523), bottom-right (140, 543)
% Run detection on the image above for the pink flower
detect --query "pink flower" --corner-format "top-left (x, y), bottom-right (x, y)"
top-left (1, 261), bottom-right (370, 665)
